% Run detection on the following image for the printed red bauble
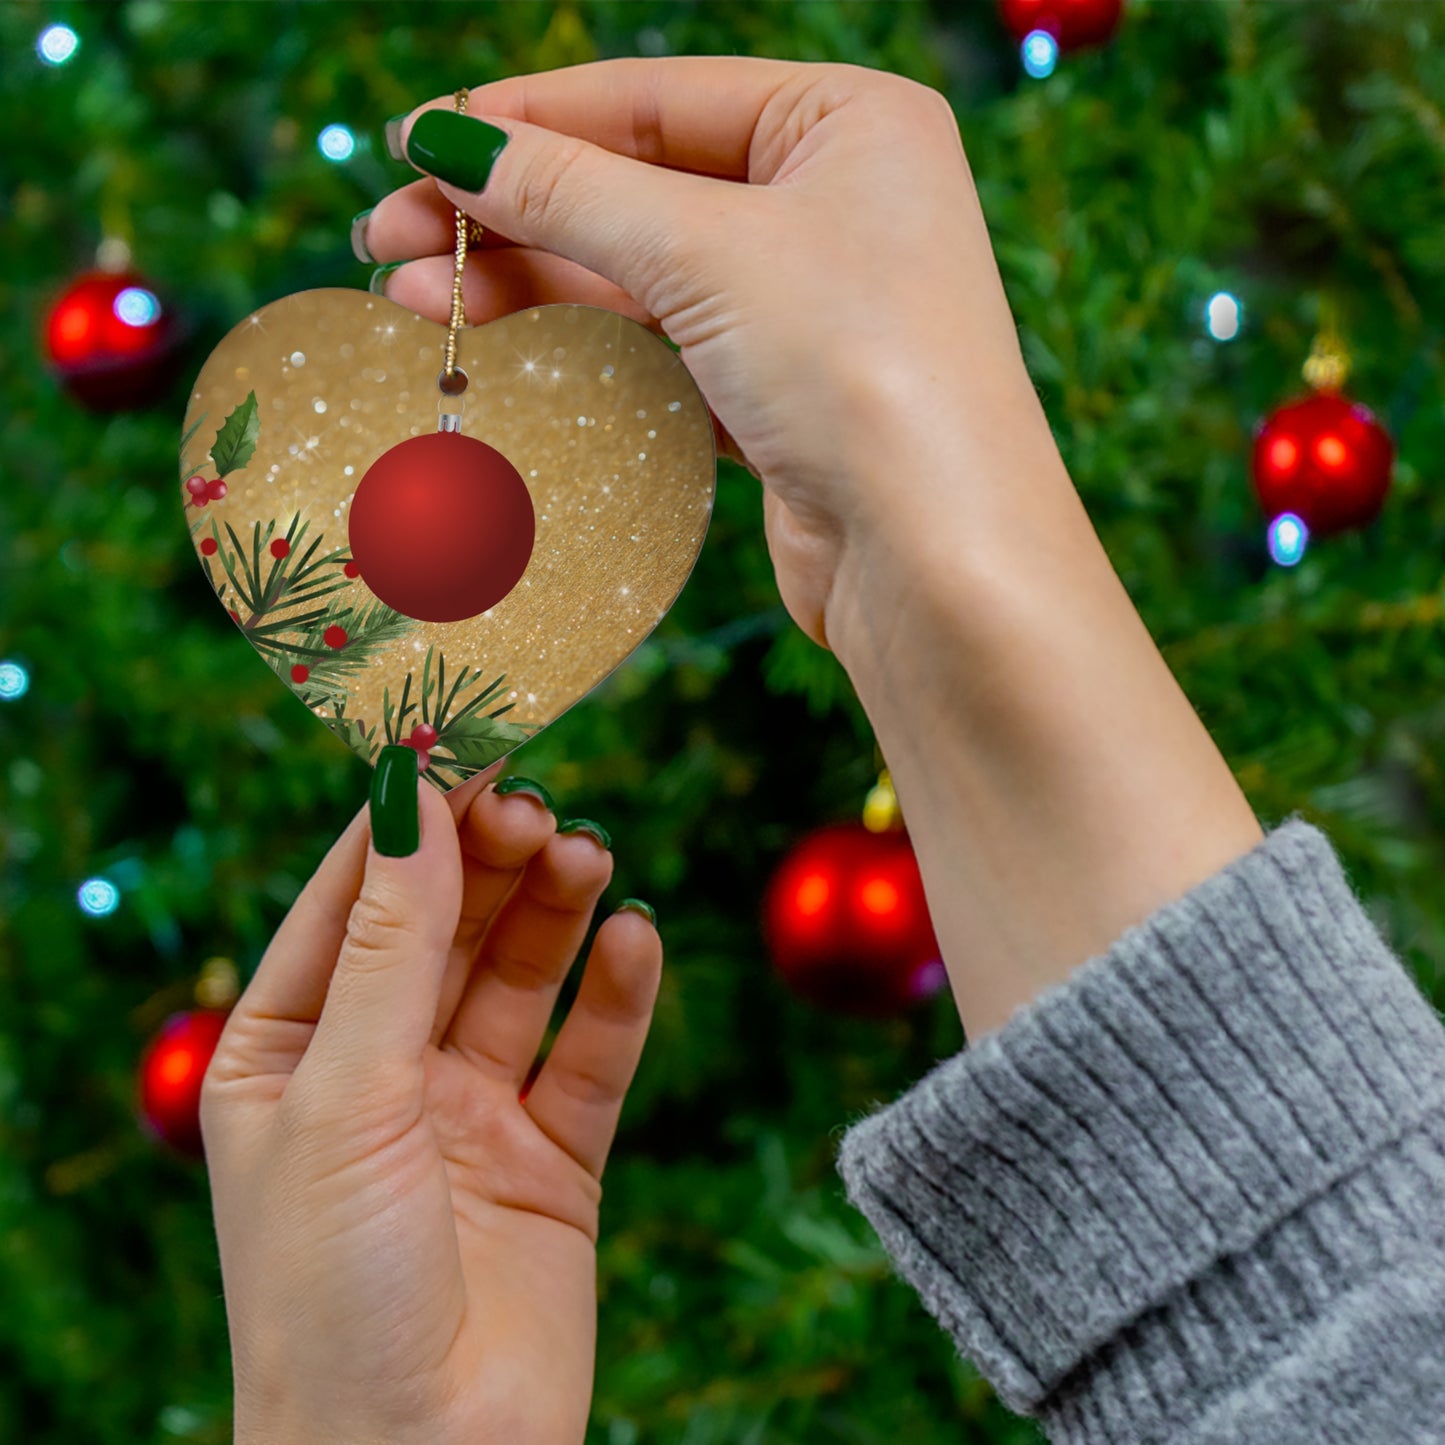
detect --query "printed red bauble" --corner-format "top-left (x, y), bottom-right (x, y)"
top-left (44, 270), bottom-right (183, 411)
top-left (1251, 392), bottom-right (1394, 537)
top-left (763, 822), bottom-right (946, 1017)
top-left (998, 0), bottom-right (1124, 49)
top-left (137, 1008), bottom-right (230, 1157)
top-left (348, 432), bottom-right (535, 624)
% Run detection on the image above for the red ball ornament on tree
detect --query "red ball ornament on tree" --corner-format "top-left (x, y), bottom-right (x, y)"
top-left (763, 822), bottom-right (945, 1017)
top-left (137, 1008), bottom-right (230, 1156)
top-left (44, 269), bottom-right (183, 411)
top-left (1252, 392), bottom-right (1394, 537)
top-left (998, 0), bottom-right (1124, 50)
top-left (348, 432), bottom-right (535, 624)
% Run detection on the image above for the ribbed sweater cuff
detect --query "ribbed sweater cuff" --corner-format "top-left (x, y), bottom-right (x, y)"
top-left (836, 820), bottom-right (1445, 1430)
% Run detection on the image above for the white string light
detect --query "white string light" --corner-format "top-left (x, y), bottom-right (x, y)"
top-left (318, 124), bottom-right (356, 162)
top-left (37, 24), bottom-right (79, 66)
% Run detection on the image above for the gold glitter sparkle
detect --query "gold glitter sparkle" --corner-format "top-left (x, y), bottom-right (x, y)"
top-left (183, 290), bottom-right (716, 786)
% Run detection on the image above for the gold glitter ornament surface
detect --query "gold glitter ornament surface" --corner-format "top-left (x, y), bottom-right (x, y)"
top-left (181, 290), bottom-right (715, 790)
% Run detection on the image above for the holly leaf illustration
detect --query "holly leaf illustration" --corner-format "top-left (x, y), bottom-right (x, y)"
top-left (437, 714), bottom-right (534, 769)
top-left (210, 391), bottom-right (260, 477)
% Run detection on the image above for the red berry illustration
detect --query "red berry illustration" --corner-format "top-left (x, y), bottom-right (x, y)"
top-left (323, 625), bottom-right (348, 649)
top-left (206, 478), bottom-right (228, 501)
top-left (343, 561), bottom-right (360, 579)
top-left (185, 475), bottom-right (210, 498)
top-left (410, 722), bottom-right (438, 750)
top-left (414, 748), bottom-right (431, 772)
top-left (192, 493), bottom-right (209, 508)
top-left (290, 664), bottom-right (309, 684)
top-left (271, 538), bottom-right (290, 559)
top-left (200, 537), bottom-right (218, 556)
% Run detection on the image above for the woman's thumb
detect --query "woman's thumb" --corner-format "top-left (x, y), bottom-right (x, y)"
top-left (304, 746), bottom-right (463, 1087)
top-left (394, 105), bottom-right (720, 314)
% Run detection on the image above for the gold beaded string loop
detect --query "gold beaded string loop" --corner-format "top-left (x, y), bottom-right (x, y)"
top-left (442, 88), bottom-right (479, 385)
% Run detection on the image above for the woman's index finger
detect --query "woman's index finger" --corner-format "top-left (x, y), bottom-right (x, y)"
top-left (453, 54), bottom-right (809, 181)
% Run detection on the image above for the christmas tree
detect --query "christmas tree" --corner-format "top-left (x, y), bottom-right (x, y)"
top-left (3, 3), bottom-right (1443, 1442)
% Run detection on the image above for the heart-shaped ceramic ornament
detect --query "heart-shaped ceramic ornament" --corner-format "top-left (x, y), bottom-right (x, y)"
top-left (180, 290), bottom-right (716, 790)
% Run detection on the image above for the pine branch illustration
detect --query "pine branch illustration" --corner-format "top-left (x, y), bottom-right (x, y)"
top-left (179, 413), bottom-right (208, 478)
top-left (374, 647), bottom-right (539, 784)
top-left (200, 513), bottom-right (350, 634)
top-left (319, 692), bottom-right (379, 758)
top-left (284, 597), bottom-right (411, 685)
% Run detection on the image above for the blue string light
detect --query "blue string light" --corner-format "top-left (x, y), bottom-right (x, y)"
top-left (78, 878), bottom-right (121, 917)
top-left (1267, 512), bottom-right (1309, 567)
top-left (37, 24), bottom-right (79, 66)
top-left (114, 287), bottom-right (162, 327)
top-left (0, 660), bottom-right (29, 700)
top-left (1021, 30), bottom-right (1059, 79)
top-left (318, 124), bottom-right (356, 162)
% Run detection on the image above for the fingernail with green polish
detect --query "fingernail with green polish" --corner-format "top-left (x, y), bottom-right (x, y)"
top-left (350, 208), bottom-right (375, 264)
top-left (384, 113), bottom-right (409, 162)
top-left (617, 898), bottom-right (656, 926)
top-left (405, 110), bottom-right (510, 192)
top-left (371, 745), bottom-right (420, 857)
top-left (494, 775), bottom-right (555, 812)
top-left (369, 261), bottom-right (404, 297)
top-left (558, 818), bottom-right (612, 850)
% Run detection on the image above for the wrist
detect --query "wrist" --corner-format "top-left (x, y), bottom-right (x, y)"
top-left (822, 345), bottom-right (1076, 666)
top-left (824, 405), bottom-right (1262, 1039)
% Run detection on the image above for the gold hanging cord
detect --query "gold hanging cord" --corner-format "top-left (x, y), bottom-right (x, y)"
top-left (443, 88), bottom-right (478, 385)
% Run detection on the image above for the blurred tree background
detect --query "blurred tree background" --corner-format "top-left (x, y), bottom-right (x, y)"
top-left (2, 1), bottom-right (1444, 1441)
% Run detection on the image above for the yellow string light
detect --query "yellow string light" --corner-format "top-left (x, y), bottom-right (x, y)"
top-left (1303, 295), bottom-right (1350, 392)
top-left (863, 768), bottom-right (902, 833)
top-left (194, 956), bottom-right (240, 1010)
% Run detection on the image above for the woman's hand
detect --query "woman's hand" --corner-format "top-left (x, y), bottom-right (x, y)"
top-left (363, 58), bottom-right (1262, 1041)
top-left (201, 761), bottom-right (660, 1445)
top-left (361, 56), bottom-right (1045, 654)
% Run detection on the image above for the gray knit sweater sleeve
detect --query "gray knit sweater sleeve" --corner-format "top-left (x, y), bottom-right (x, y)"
top-left (835, 820), bottom-right (1445, 1443)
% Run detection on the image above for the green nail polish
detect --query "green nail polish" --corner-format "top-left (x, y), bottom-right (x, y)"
top-left (558, 818), bottom-right (612, 850)
top-left (371, 745), bottom-right (420, 857)
top-left (384, 113), bottom-right (409, 162)
top-left (617, 898), bottom-right (657, 926)
top-left (405, 110), bottom-right (509, 192)
top-left (494, 775), bottom-right (555, 811)
top-left (350, 208), bottom-right (375, 264)
top-left (369, 261), bottom-right (404, 296)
